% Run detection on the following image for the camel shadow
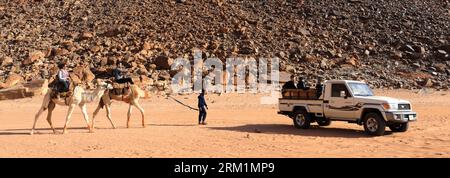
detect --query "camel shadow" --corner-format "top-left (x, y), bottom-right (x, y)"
top-left (0, 127), bottom-right (92, 136)
top-left (209, 124), bottom-right (393, 138)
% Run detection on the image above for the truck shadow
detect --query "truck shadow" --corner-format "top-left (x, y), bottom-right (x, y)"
top-left (209, 124), bottom-right (393, 138)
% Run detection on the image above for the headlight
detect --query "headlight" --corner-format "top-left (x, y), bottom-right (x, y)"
top-left (382, 103), bottom-right (390, 110)
top-left (389, 103), bottom-right (398, 110)
top-left (382, 103), bottom-right (397, 110)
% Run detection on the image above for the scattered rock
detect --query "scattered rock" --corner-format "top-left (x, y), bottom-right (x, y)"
top-left (78, 32), bottom-right (94, 40)
top-left (423, 78), bottom-right (433, 87)
top-left (344, 56), bottom-right (358, 66)
top-left (158, 71), bottom-right (171, 80)
top-left (0, 56), bottom-right (13, 67)
top-left (304, 54), bottom-right (317, 62)
top-left (23, 51), bottom-right (45, 65)
top-left (392, 51), bottom-right (403, 59)
top-left (90, 45), bottom-right (102, 53)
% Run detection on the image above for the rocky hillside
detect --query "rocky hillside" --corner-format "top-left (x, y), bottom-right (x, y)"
top-left (0, 0), bottom-right (449, 91)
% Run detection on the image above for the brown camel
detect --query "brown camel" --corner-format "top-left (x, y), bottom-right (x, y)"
top-left (92, 84), bottom-right (150, 129)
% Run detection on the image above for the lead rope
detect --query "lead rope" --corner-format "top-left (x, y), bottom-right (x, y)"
top-left (167, 95), bottom-right (199, 111)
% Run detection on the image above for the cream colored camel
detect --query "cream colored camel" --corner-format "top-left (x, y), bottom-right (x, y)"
top-left (30, 80), bottom-right (112, 135)
top-left (92, 84), bottom-right (150, 129)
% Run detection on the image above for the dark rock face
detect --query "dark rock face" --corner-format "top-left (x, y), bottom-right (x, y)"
top-left (0, 0), bottom-right (448, 90)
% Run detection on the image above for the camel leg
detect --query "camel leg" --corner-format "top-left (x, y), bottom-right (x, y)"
top-left (127, 104), bottom-right (133, 128)
top-left (46, 101), bottom-right (57, 134)
top-left (80, 104), bottom-right (93, 133)
top-left (132, 101), bottom-right (145, 128)
top-left (105, 103), bottom-right (114, 128)
top-left (62, 104), bottom-right (75, 134)
top-left (92, 104), bottom-right (101, 129)
top-left (106, 105), bottom-right (116, 129)
top-left (31, 106), bottom-right (45, 135)
top-left (31, 95), bottom-right (51, 135)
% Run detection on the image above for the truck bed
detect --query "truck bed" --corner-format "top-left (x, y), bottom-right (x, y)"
top-left (281, 89), bottom-right (319, 100)
top-left (279, 93), bottom-right (324, 115)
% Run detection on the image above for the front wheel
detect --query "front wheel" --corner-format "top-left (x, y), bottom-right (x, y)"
top-left (363, 112), bottom-right (386, 136)
top-left (389, 123), bottom-right (409, 132)
top-left (293, 110), bottom-right (311, 129)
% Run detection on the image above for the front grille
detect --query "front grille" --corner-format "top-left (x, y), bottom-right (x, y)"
top-left (398, 104), bottom-right (411, 110)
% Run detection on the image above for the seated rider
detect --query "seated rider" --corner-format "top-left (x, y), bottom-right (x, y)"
top-left (57, 63), bottom-right (70, 93)
top-left (112, 62), bottom-right (134, 84)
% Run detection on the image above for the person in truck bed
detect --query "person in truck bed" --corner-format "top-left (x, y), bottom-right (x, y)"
top-left (297, 77), bottom-right (310, 90)
top-left (282, 75), bottom-right (297, 89)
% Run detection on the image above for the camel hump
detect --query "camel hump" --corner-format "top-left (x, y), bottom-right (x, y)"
top-left (131, 85), bottom-right (150, 99)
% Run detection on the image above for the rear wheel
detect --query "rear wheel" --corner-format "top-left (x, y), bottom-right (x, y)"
top-left (389, 123), bottom-right (409, 132)
top-left (363, 112), bottom-right (386, 136)
top-left (293, 110), bottom-right (311, 129)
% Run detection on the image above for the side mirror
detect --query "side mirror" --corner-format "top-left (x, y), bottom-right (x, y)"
top-left (340, 91), bottom-right (346, 97)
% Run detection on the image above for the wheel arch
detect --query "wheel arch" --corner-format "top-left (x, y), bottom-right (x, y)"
top-left (292, 105), bottom-right (308, 112)
top-left (360, 107), bottom-right (386, 122)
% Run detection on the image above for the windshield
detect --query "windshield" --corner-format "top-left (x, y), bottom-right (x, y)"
top-left (348, 83), bottom-right (374, 96)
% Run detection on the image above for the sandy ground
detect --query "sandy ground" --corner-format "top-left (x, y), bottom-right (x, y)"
top-left (0, 89), bottom-right (449, 158)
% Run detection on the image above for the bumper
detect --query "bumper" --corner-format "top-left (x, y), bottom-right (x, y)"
top-left (385, 111), bottom-right (417, 123)
top-left (278, 111), bottom-right (291, 116)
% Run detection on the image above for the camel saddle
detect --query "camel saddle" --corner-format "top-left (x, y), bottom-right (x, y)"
top-left (111, 82), bottom-right (131, 96)
top-left (48, 79), bottom-right (75, 99)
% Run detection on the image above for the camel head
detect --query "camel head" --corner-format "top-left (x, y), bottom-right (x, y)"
top-left (93, 79), bottom-right (113, 90)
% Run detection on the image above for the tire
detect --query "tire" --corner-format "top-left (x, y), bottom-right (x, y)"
top-left (389, 123), bottom-right (409, 132)
top-left (363, 112), bottom-right (386, 136)
top-left (293, 110), bottom-right (311, 129)
top-left (317, 119), bottom-right (331, 126)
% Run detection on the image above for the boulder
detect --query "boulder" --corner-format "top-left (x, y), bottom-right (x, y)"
top-left (154, 55), bottom-right (174, 70)
top-left (0, 74), bottom-right (24, 89)
top-left (0, 56), bottom-right (13, 67)
top-left (23, 51), bottom-right (45, 65)
top-left (0, 88), bottom-right (33, 100)
top-left (140, 75), bottom-right (154, 86)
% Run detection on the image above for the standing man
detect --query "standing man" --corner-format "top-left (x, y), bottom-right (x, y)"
top-left (198, 89), bottom-right (208, 125)
top-left (315, 77), bottom-right (324, 99)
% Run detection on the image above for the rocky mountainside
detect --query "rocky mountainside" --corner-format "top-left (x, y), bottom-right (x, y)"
top-left (0, 0), bottom-right (449, 91)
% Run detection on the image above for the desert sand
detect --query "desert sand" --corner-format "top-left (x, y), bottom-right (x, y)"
top-left (0, 89), bottom-right (449, 158)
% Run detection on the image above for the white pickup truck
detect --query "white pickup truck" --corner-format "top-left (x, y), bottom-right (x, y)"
top-left (278, 80), bottom-right (417, 136)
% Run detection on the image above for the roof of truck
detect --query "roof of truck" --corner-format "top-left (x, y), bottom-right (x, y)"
top-left (325, 80), bottom-right (366, 84)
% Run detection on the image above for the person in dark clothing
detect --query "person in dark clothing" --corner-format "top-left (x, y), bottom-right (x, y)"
top-left (315, 77), bottom-right (324, 99)
top-left (297, 77), bottom-right (310, 90)
top-left (198, 89), bottom-right (208, 125)
top-left (112, 62), bottom-right (134, 84)
top-left (282, 75), bottom-right (297, 89)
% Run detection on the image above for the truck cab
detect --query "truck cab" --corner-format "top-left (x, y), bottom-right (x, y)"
top-left (278, 80), bottom-right (417, 136)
